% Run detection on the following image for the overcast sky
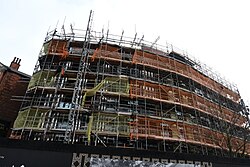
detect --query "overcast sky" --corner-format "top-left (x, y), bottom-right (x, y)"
top-left (0, 0), bottom-right (249, 104)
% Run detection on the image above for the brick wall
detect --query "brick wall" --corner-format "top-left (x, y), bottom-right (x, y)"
top-left (0, 70), bottom-right (29, 137)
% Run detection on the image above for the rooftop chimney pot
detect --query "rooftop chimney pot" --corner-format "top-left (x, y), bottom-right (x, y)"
top-left (10, 57), bottom-right (21, 70)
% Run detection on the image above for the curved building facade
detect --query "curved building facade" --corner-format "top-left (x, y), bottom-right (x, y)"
top-left (11, 27), bottom-right (250, 157)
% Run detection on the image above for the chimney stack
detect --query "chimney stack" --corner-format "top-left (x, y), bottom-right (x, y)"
top-left (10, 57), bottom-right (21, 70)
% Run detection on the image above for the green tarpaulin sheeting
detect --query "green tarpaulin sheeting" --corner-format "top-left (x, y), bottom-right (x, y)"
top-left (81, 77), bottom-right (129, 106)
top-left (84, 76), bottom-right (130, 143)
top-left (14, 109), bottom-right (46, 129)
top-left (28, 71), bottom-right (54, 88)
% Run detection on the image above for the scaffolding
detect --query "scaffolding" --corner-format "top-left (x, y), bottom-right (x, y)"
top-left (10, 18), bottom-right (250, 157)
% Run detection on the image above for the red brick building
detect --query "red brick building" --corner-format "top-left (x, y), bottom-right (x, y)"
top-left (0, 57), bottom-right (30, 137)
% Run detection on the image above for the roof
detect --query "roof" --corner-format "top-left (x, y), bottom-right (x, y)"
top-left (0, 62), bottom-right (31, 78)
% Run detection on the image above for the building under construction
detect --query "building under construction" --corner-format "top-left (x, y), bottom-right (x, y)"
top-left (10, 13), bottom-right (250, 158)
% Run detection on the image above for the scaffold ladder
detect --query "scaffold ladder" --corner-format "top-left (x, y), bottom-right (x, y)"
top-left (64, 10), bottom-right (94, 144)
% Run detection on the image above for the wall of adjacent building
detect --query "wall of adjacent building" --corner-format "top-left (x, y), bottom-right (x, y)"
top-left (0, 59), bottom-right (30, 137)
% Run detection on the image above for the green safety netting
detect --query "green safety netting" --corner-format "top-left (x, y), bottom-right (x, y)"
top-left (84, 77), bottom-right (129, 143)
top-left (43, 42), bottom-right (50, 54)
top-left (81, 77), bottom-right (129, 106)
top-left (13, 110), bottom-right (28, 128)
top-left (28, 71), bottom-right (54, 89)
top-left (87, 115), bottom-right (93, 143)
top-left (13, 109), bottom-right (46, 129)
top-left (87, 113), bottom-right (130, 144)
